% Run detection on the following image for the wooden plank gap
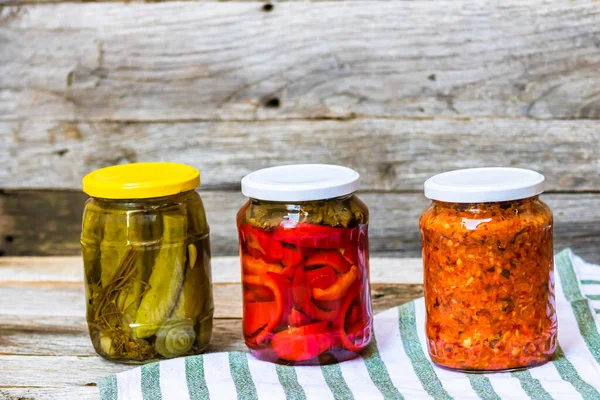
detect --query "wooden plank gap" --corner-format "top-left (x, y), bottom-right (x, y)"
top-left (3, 115), bottom-right (600, 124)
top-left (0, 385), bottom-right (65, 389)
top-left (0, 281), bottom-right (83, 287)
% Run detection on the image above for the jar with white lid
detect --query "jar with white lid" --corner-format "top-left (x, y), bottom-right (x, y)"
top-left (420, 168), bottom-right (557, 371)
top-left (237, 164), bottom-right (373, 365)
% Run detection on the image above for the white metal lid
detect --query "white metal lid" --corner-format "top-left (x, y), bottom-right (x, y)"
top-left (241, 164), bottom-right (360, 202)
top-left (424, 167), bottom-right (545, 203)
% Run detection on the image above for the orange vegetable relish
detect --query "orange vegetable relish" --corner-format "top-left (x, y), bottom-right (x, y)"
top-left (420, 196), bottom-right (557, 371)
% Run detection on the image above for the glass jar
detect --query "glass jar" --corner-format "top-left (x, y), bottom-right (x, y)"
top-left (81, 162), bottom-right (213, 363)
top-left (237, 165), bottom-right (373, 365)
top-left (420, 168), bottom-right (557, 372)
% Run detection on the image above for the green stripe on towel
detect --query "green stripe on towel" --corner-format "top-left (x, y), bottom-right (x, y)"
top-left (98, 374), bottom-right (118, 400)
top-left (361, 338), bottom-right (404, 399)
top-left (141, 363), bottom-right (162, 400)
top-left (511, 370), bottom-right (553, 400)
top-left (552, 344), bottom-right (600, 400)
top-left (581, 280), bottom-right (600, 285)
top-left (276, 365), bottom-right (307, 400)
top-left (321, 364), bottom-right (355, 400)
top-left (557, 250), bottom-right (600, 365)
top-left (186, 356), bottom-right (210, 400)
top-left (229, 352), bottom-right (259, 400)
top-left (398, 302), bottom-right (453, 400)
top-left (467, 375), bottom-right (501, 400)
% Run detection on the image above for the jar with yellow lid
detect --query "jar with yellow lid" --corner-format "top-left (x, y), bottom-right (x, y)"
top-left (81, 162), bottom-right (213, 363)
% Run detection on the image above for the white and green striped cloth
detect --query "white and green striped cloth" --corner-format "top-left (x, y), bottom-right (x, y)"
top-left (99, 249), bottom-right (600, 399)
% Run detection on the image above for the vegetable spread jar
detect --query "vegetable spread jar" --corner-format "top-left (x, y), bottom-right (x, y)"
top-left (420, 168), bottom-right (557, 371)
top-left (81, 162), bottom-right (213, 363)
top-left (237, 164), bottom-right (373, 365)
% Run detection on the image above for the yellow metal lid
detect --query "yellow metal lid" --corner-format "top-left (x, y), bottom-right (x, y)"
top-left (82, 162), bottom-right (200, 199)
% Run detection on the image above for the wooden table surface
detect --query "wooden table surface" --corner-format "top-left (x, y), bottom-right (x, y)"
top-left (0, 256), bottom-right (424, 400)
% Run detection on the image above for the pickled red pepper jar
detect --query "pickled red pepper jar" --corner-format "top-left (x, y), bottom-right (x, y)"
top-left (420, 168), bottom-right (557, 372)
top-left (81, 162), bottom-right (214, 363)
top-left (237, 164), bottom-right (373, 365)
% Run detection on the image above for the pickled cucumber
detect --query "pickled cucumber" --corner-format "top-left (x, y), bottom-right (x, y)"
top-left (100, 209), bottom-right (129, 285)
top-left (135, 211), bottom-right (187, 338)
top-left (82, 191), bottom-right (213, 363)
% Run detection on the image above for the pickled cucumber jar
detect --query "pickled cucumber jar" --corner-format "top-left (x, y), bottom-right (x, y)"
top-left (420, 168), bottom-right (556, 371)
top-left (237, 165), bottom-right (373, 365)
top-left (81, 162), bottom-right (213, 363)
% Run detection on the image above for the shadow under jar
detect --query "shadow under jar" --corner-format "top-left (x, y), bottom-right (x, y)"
top-left (81, 162), bottom-right (213, 363)
top-left (420, 168), bottom-right (557, 372)
top-left (237, 165), bottom-right (373, 365)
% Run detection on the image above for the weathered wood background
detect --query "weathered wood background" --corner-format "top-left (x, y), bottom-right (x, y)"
top-left (1, 0), bottom-right (599, 261)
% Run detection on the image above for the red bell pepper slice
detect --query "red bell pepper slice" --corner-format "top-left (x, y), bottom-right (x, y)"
top-left (304, 250), bottom-right (352, 273)
top-left (243, 282), bottom-right (276, 302)
top-left (347, 303), bottom-right (362, 326)
top-left (314, 298), bottom-right (339, 311)
top-left (311, 302), bottom-right (339, 322)
top-left (282, 246), bottom-right (307, 269)
top-left (273, 223), bottom-right (359, 249)
top-left (293, 266), bottom-right (339, 321)
top-left (289, 308), bottom-right (312, 327)
top-left (292, 267), bottom-right (312, 314)
top-left (279, 246), bottom-right (310, 279)
top-left (293, 321), bottom-right (331, 335)
top-left (342, 244), bottom-right (359, 266)
top-left (312, 310), bottom-right (338, 322)
top-left (243, 301), bottom-right (277, 336)
top-left (243, 272), bottom-right (292, 344)
top-left (240, 224), bottom-right (284, 260)
top-left (280, 264), bottom-right (297, 280)
top-left (271, 322), bottom-right (335, 361)
top-left (335, 284), bottom-right (371, 353)
top-left (245, 246), bottom-right (279, 264)
top-left (242, 253), bottom-right (283, 275)
top-left (313, 265), bottom-right (360, 301)
top-left (305, 265), bottom-right (338, 289)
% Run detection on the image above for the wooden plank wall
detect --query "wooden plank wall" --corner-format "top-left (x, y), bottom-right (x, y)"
top-left (0, 1), bottom-right (599, 261)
